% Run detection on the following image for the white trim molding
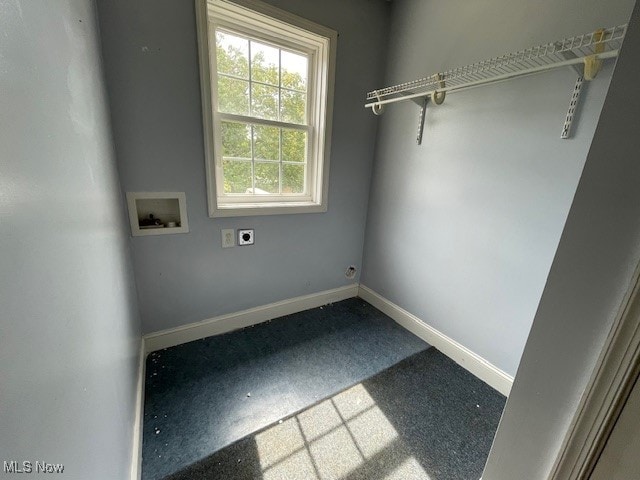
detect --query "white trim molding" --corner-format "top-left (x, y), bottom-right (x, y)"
top-left (195, 0), bottom-right (337, 217)
top-left (358, 284), bottom-right (514, 397)
top-left (142, 283), bottom-right (512, 395)
top-left (550, 261), bottom-right (640, 480)
top-left (130, 339), bottom-right (145, 480)
top-left (144, 284), bottom-right (359, 353)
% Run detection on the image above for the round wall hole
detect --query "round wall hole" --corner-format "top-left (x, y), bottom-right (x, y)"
top-left (345, 265), bottom-right (357, 279)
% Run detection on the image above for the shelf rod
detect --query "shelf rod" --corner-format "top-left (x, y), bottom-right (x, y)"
top-left (364, 50), bottom-right (618, 110)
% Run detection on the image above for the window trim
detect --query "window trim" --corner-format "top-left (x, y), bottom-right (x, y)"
top-left (195, 0), bottom-right (337, 217)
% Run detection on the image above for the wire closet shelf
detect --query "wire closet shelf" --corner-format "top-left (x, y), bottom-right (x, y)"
top-left (365, 24), bottom-right (627, 141)
top-left (366, 24), bottom-right (625, 107)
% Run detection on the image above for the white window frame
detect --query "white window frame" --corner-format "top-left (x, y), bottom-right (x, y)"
top-left (195, 0), bottom-right (337, 217)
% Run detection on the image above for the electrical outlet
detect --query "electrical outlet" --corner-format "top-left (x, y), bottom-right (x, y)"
top-left (221, 229), bottom-right (235, 248)
top-left (238, 229), bottom-right (254, 246)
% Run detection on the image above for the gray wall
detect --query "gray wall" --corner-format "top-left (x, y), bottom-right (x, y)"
top-left (0, 1), bottom-right (142, 478)
top-left (361, 0), bottom-right (635, 376)
top-left (97, 0), bottom-right (390, 334)
top-left (484, 2), bottom-right (640, 477)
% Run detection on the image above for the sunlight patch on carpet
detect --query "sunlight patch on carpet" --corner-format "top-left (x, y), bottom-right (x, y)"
top-left (256, 383), bottom-right (431, 480)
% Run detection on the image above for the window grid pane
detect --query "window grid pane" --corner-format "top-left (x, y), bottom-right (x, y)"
top-left (254, 162), bottom-right (280, 193)
top-left (216, 31), bottom-right (249, 79)
top-left (217, 76), bottom-right (249, 115)
top-left (223, 160), bottom-right (252, 193)
top-left (251, 41), bottom-right (279, 86)
top-left (253, 125), bottom-right (280, 162)
top-left (222, 121), bottom-right (309, 195)
top-left (251, 83), bottom-right (279, 121)
top-left (283, 163), bottom-right (305, 194)
top-left (216, 30), bottom-right (308, 124)
top-left (216, 29), bottom-right (310, 196)
top-left (281, 49), bottom-right (308, 92)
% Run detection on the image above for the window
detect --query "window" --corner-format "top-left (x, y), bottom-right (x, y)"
top-left (196, 0), bottom-right (337, 217)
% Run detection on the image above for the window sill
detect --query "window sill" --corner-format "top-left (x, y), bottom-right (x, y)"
top-left (210, 200), bottom-right (327, 218)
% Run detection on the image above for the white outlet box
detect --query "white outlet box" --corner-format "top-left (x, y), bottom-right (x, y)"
top-left (238, 229), bottom-right (254, 246)
top-left (221, 229), bottom-right (235, 248)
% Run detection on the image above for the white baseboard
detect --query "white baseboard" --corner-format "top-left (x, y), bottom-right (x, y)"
top-left (144, 284), bottom-right (359, 353)
top-left (142, 282), bottom-right (512, 396)
top-left (130, 339), bottom-right (145, 480)
top-left (358, 285), bottom-right (514, 397)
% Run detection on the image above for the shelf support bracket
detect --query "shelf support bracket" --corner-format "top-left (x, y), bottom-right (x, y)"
top-left (561, 75), bottom-right (584, 139)
top-left (372, 92), bottom-right (384, 116)
top-left (584, 29), bottom-right (606, 80)
top-left (560, 29), bottom-right (604, 138)
top-left (416, 97), bottom-right (428, 145)
top-left (415, 74), bottom-right (444, 144)
top-left (432, 73), bottom-right (446, 105)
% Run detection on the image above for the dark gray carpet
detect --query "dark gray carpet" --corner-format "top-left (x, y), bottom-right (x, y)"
top-left (165, 348), bottom-right (506, 480)
top-left (142, 298), bottom-right (429, 480)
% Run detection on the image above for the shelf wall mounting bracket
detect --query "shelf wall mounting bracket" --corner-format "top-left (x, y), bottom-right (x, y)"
top-left (584, 29), bottom-right (606, 80)
top-left (372, 92), bottom-right (385, 115)
top-left (561, 75), bottom-right (584, 139)
top-left (561, 28), bottom-right (604, 138)
top-left (412, 73), bottom-right (446, 145)
top-left (416, 97), bottom-right (428, 145)
top-left (432, 73), bottom-right (446, 105)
